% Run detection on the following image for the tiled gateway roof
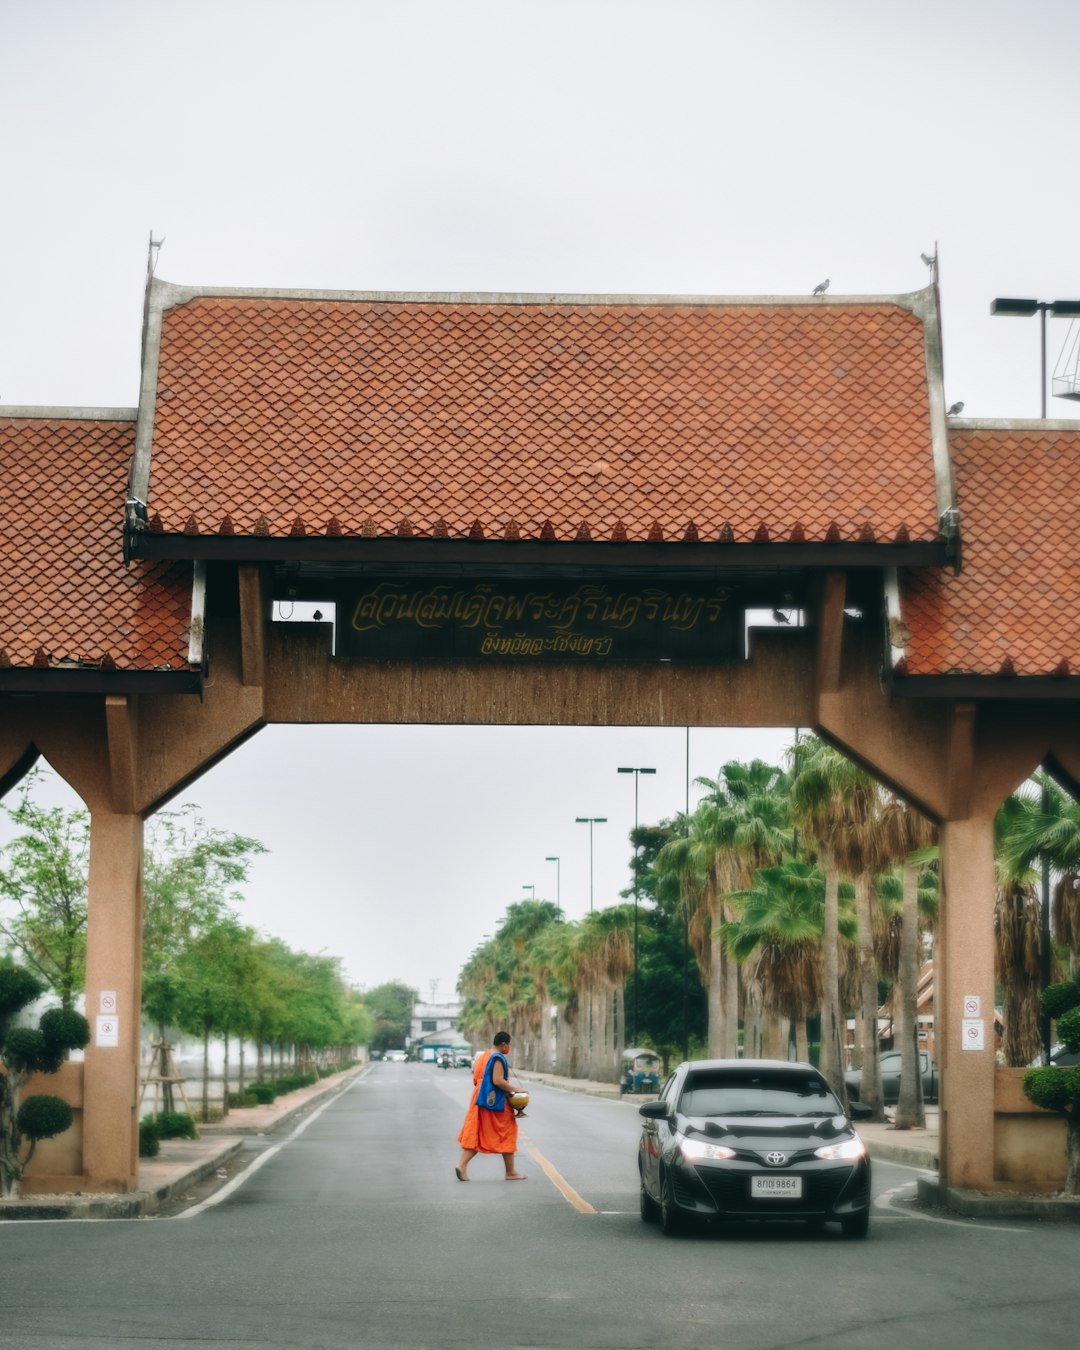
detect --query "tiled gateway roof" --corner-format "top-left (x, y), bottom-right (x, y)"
top-left (0, 413), bottom-right (195, 673)
top-left (899, 425), bottom-right (1080, 677)
top-left (139, 285), bottom-right (945, 543)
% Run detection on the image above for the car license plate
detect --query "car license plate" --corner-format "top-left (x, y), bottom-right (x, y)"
top-left (751, 1175), bottom-right (802, 1198)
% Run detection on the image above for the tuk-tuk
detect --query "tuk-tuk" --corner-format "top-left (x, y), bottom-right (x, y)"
top-left (620, 1047), bottom-right (661, 1095)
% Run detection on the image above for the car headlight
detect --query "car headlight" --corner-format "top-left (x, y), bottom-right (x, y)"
top-left (676, 1132), bottom-right (736, 1162)
top-left (814, 1135), bottom-right (867, 1161)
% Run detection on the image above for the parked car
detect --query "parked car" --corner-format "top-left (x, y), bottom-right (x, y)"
top-left (844, 1050), bottom-right (938, 1105)
top-left (639, 1059), bottom-right (872, 1238)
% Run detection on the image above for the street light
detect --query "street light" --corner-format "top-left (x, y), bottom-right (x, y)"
top-left (522, 884), bottom-right (535, 900)
top-left (544, 856), bottom-right (561, 918)
top-left (618, 766), bottom-right (656, 1047)
top-left (575, 817), bottom-right (607, 913)
top-left (990, 297), bottom-right (1080, 417)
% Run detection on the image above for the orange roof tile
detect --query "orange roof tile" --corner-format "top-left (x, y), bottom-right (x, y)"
top-left (900, 425), bottom-right (1080, 676)
top-left (142, 290), bottom-right (942, 543)
top-left (0, 414), bottom-right (196, 672)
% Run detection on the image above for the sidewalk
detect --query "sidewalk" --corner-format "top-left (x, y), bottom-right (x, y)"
top-left (0, 1065), bottom-right (367, 1221)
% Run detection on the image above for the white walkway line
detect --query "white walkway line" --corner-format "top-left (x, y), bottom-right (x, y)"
top-left (876, 1183), bottom-right (1029, 1234)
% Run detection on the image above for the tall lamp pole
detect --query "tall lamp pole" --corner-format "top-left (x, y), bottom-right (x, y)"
top-left (990, 297), bottom-right (1080, 417)
top-left (544, 856), bottom-right (561, 919)
top-left (575, 817), bottom-right (607, 913)
top-left (522, 884), bottom-right (535, 900)
top-left (618, 766), bottom-right (656, 1047)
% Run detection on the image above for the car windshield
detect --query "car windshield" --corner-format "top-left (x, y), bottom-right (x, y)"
top-left (679, 1069), bottom-right (842, 1117)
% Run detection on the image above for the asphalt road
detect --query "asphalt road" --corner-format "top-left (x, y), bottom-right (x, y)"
top-left (1, 1062), bottom-right (1078, 1350)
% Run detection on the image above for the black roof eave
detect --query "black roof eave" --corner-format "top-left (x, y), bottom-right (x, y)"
top-left (127, 532), bottom-right (950, 571)
top-left (891, 675), bottom-right (1080, 701)
top-left (0, 669), bottom-right (203, 695)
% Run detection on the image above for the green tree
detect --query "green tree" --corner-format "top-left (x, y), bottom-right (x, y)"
top-left (693, 760), bottom-right (791, 1057)
top-left (362, 979), bottom-right (418, 1056)
top-left (0, 773), bottom-right (89, 1011)
top-left (142, 805), bottom-right (267, 1041)
top-left (0, 962), bottom-right (90, 1196)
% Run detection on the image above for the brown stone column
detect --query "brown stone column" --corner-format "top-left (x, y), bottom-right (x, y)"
top-left (81, 809), bottom-right (144, 1192)
top-left (938, 811), bottom-right (998, 1191)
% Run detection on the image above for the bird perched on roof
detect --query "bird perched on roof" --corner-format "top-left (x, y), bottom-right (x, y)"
top-left (946, 401), bottom-right (965, 416)
top-left (812, 279), bottom-right (830, 296)
top-left (921, 252), bottom-right (937, 270)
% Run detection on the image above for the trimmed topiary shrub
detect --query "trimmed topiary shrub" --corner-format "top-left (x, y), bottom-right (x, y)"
top-left (139, 1118), bottom-right (160, 1158)
top-left (0, 963), bottom-right (91, 1197)
top-left (155, 1111), bottom-right (197, 1140)
top-left (1022, 975), bottom-right (1080, 1194)
top-left (249, 1082), bottom-right (276, 1105)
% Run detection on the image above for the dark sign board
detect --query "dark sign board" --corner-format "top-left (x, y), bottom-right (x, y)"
top-left (338, 581), bottom-right (741, 662)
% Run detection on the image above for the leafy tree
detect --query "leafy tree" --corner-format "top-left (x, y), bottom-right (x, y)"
top-left (0, 962), bottom-right (90, 1196)
top-left (1022, 976), bottom-right (1080, 1193)
top-left (0, 773), bottom-right (89, 1010)
top-left (142, 805), bottom-right (267, 1041)
top-left (363, 979), bottom-right (418, 1055)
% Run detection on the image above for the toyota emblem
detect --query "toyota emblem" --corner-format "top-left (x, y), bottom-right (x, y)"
top-left (765, 1151), bottom-right (787, 1166)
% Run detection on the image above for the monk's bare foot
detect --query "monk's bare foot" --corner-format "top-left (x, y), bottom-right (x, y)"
top-left (505, 1172), bottom-right (527, 1180)
top-left (455, 1166), bottom-right (468, 1182)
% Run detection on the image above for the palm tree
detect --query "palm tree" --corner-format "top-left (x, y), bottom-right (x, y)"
top-left (726, 861), bottom-right (824, 1062)
top-left (998, 772), bottom-right (1080, 972)
top-left (995, 782), bottom-right (1070, 1066)
top-left (877, 799), bottom-right (938, 1127)
top-left (791, 739), bottom-right (887, 1112)
top-left (692, 761), bottom-right (791, 1057)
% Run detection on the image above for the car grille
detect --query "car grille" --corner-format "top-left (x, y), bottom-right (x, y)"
top-left (696, 1165), bottom-right (856, 1215)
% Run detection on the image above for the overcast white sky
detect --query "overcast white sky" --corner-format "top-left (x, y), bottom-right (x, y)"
top-left (2, 1), bottom-right (1078, 1001)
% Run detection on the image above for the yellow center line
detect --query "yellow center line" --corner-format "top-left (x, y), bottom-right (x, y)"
top-left (521, 1136), bottom-right (596, 1214)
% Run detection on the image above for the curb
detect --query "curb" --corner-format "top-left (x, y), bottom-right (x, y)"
top-left (917, 1176), bottom-right (1080, 1222)
top-left (0, 1066), bottom-right (367, 1220)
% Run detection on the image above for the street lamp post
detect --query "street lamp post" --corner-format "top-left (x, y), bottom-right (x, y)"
top-left (544, 856), bottom-right (561, 919)
top-left (990, 297), bottom-right (1080, 417)
top-left (522, 884), bottom-right (535, 901)
top-left (618, 766), bottom-right (656, 1048)
top-left (575, 817), bottom-right (607, 913)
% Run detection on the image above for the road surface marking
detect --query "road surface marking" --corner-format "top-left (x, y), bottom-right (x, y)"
top-left (522, 1137), bottom-right (596, 1214)
top-left (876, 1183), bottom-right (1029, 1233)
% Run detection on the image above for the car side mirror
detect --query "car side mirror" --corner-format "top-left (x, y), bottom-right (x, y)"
top-left (848, 1102), bottom-right (873, 1120)
top-left (638, 1100), bottom-right (670, 1119)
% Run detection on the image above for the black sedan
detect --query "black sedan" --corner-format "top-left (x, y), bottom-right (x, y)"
top-left (638, 1059), bottom-right (873, 1238)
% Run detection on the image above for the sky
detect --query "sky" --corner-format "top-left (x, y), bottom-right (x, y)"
top-left (2, 0), bottom-right (1078, 1002)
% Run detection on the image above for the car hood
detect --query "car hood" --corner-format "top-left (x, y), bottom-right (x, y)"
top-left (680, 1113), bottom-right (856, 1150)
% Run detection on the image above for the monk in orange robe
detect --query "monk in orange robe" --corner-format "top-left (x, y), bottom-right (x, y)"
top-left (455, 1031), bottom-right (527, 1181)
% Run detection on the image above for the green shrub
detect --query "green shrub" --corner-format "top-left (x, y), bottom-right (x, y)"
top-left (1057, 1006), bottom-right (1080, 1055)
top-left (139, 1118), bottom-right (160, 1158)
top-left (1041, 978), bottom-right (1080, 1022)
top-left (228, 1091), bottom-right (258, 1108)
top-left (16, 1094), bottom-right (73, 1141)
top-left (250, 1082), bottom-right (276, 1105)
top-left (1023, 1064), bottom-right (1080, 1114)
top-left (156, 1111), bottom-right (197, 1140)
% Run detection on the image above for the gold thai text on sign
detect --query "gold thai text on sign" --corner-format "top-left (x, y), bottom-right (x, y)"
top-left (339, 582), bottom-right (739, 662)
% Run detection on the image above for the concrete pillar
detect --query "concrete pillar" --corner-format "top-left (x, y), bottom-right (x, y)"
top-left (938, 812), bottom-right (998, 1191)
top-left (81, 810), bottom-right (144, 1192)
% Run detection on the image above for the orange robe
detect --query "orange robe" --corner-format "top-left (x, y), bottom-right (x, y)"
top-left (457, 1049), bottom-right (519, 1154)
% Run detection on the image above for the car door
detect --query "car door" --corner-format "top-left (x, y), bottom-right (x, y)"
top-left (879, 1052), bottom-right (903, 1101)
top-left (641, 1072), bottom-right (678, 1200)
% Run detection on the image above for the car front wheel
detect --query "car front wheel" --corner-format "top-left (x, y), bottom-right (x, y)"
top-left (640, 1176), bottom-right (660, 1224)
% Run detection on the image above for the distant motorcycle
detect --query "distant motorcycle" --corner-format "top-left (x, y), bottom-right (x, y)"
top-left (438, 1052), bottom-right (452, 1070)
